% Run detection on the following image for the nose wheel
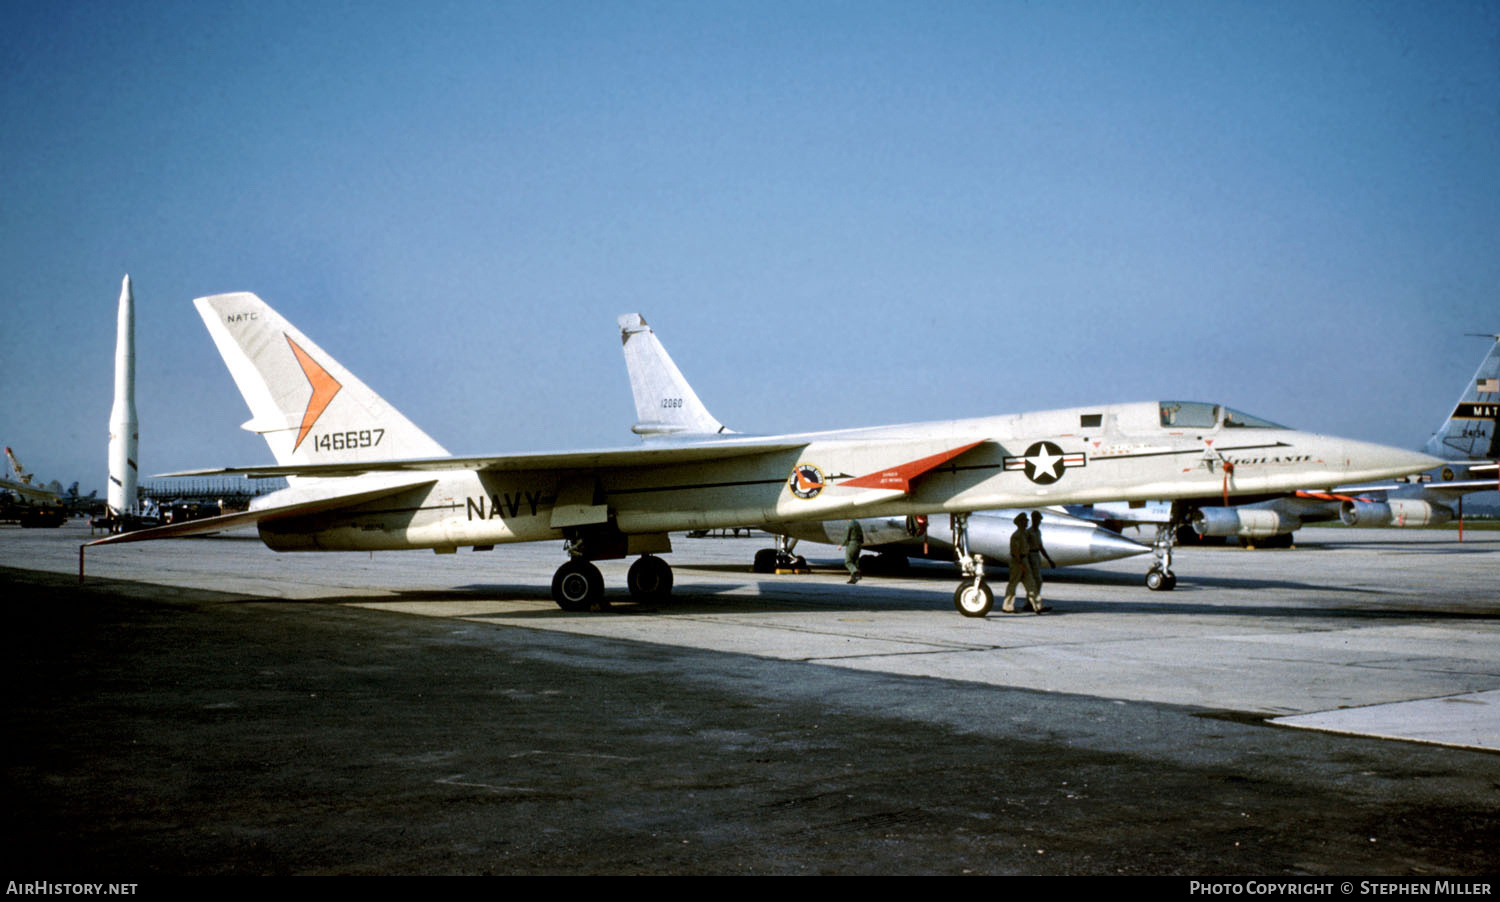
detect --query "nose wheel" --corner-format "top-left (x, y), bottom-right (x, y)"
top-left (953, 580), bottom-right (994, 617)
top-left (949, 512), bottom-right (992, 616)
top-left (1146, 521), bottom-right (1180, 591)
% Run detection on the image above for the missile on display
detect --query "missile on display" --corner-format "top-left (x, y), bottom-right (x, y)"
top-left (107, 274), bottom-right (137, 517)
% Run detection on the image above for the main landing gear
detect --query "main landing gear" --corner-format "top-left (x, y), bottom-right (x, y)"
top-left (752, 534), bottom-right (808, 574)
top-left (549, 552), bottom-right (675, 612)
top-left (551, 558), bottom-right (606, 611)
top-left (626, 554), bottom-right (673, 599)
top-left (1144, 521), bottom-right (1179, 591)
top-left (950, 512), bottom-right (993, 617)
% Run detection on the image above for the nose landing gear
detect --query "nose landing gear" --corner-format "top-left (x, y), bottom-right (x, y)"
top-left (1144, 521), bottom-right (1178, 591)
top-left (950, 512), bottom-right (992, 616)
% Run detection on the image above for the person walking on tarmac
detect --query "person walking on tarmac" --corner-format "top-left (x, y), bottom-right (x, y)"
top-left (840, 519), bottom-right (865, 584)
top-left (1001, 513), bottom-right (1032, 613)
top-left (1026, 510), bottom-right (1057, 613)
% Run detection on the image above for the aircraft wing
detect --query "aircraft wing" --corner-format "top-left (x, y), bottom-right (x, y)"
top-left (156, 437), bottom-right (991, 488)
top-left (156, 439), bottom-right (812, 479)
top-left (1, 476), bottom-right (61, 504)
top-left (86, 479), bottom-right (437, 546)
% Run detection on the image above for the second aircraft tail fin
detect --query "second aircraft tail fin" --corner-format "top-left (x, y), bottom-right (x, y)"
top-left (1424, 333), bottom-right (1500, 461)
top-left (194, 293), bottom-right (449, 466)
top-left (618, 313), bottom-right (731, 437)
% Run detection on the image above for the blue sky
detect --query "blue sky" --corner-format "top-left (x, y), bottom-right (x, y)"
top-left (3, 0), bottom-right (1498, 490)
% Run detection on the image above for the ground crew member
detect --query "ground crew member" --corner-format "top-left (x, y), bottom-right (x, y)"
top-left (840, 519), bottom-right (865, 584)
top-left (1026, 510), bottom-right (1056, 613)
top-left (1002, 513), bottom-right (1032, 613)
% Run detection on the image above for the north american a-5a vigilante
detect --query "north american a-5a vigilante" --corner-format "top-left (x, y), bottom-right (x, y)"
top-left (89, 293), bottom-right (1439, 616)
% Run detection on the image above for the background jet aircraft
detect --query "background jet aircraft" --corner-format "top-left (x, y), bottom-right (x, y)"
top-left (89, 292), bottom-right (1437, 617)
top-left (617, 313), bottom-right (1147, 575)
top-left (1, 446), bottom-right (67, 527)
top-left (1078, 334), bottom-right (1500, 550)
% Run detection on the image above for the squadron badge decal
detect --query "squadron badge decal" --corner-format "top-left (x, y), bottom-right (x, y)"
top-left (789, 464), bottom-right (826, 499)
top-left (1004, 441), bottom-right (1086, 485)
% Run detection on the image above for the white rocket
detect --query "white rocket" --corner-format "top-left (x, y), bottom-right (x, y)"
top-left (107, 274), bottom-right (138, 516)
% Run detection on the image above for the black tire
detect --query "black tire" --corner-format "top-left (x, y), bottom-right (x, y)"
top-left (752, 548), bottom-right (778, 574)
top-left (1162, 571), bottom-right (1178, 590)
top-left (627, 555), bottom-right (674, 601)
top-left (953, 580), bottom-right (994, 617)
top-left (1145, 567), bottom-right (1175, 591)
top-left (552, 559), bottom-right (606, 611)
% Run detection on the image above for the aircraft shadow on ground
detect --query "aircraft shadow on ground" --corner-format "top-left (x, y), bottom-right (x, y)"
top-left (1028, 596), bottom-right (1500, 622)
top-left (1285, 542), bottom-right (1499, 556)
top-left (37, 560), bottom-right (1498, 624)
top-left (314, 572), bottom-right (1500, 623)
top-left (693, 557), bottom-right (1399, 597)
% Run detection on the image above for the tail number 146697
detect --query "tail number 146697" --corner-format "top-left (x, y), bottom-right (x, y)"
top-left (314, 428), bottom-right (385, 452)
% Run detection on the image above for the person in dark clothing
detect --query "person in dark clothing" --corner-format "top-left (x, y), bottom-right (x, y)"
top-left (1026, 510), bottom-right (1056, 613)
top-left (840, 519), bottom-right (865, 584)
top-left (1002, 513), bottom-right (1032, 613)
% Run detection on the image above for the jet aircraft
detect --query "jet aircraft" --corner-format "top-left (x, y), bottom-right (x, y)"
top-left (88, 292), bottom-right (1439, 616)
top-left (1078, 334), bottom-right (1500, 552)
top-left (615, 313), bottom-right (1148, 574)
top-left (3, 447), bottom-right (58, 501)
top-left (1, 446), bottom-right (67, 527)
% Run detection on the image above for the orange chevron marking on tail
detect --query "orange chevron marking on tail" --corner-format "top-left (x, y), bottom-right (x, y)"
top-left (286, 335), bottom-right (343, 451)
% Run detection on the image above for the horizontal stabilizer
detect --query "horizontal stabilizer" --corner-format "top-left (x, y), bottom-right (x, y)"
top-left (86, 479), bottom-right (436, 546)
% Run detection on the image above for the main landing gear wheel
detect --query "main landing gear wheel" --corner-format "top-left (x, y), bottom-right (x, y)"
top-left (1145, 567), bottom-right (1177, 591)
top-left (552, 559), bottom-right (607, 611)
top-left (752, 548), bottom-right (778, 574)
top-left (953, 581), bottom-right (994, 617)
top-left (627, 554), bottom-right (674, 601)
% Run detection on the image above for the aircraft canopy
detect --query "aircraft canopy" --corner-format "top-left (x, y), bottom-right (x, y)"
top-left (1158, 401), bottom-right (1285, 430)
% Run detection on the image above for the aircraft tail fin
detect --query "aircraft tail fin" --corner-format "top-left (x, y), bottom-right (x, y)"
top-left (1424, 333), bottom-right (1500, 461)
top-left (618, 313), bottom-right (731, 437)
top-left (194, 293), bottom-right (449, 466)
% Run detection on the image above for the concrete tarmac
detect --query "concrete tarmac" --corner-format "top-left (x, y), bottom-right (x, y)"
top-left (3, 521), bottom-right (1498, 875)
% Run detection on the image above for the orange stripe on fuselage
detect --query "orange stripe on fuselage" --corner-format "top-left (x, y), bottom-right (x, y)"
top-left (286, 335), bottom-right (343, 452)
top-left (838, 441), bottom-right (984, 493)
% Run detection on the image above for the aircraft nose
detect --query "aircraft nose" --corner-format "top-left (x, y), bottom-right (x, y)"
top-left (1338, 440), bottom-right (1442, 481)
